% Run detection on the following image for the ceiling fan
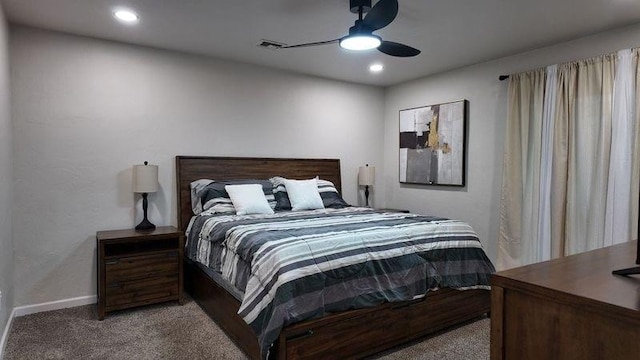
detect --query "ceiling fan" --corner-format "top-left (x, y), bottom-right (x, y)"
top-left (278, 0), bottom-right (420, 57)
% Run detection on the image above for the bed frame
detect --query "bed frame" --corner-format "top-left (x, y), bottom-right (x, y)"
top-left (176, 156), bottom-right (490, 359)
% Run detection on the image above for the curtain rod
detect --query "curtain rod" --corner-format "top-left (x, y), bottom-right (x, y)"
top-left (499, 48), bottom-right (626, 82)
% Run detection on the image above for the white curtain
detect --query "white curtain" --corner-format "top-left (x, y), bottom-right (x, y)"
top-left (604, 49), bottom-right (635, 247)
top-left (499, 49), bottom-right (640, 269)
top-left (498, 69), bottom-right (546, 269)
top-left (564, 54), bottom-right (614, 255)
top-left (537, 64), bottom-right (557, 261)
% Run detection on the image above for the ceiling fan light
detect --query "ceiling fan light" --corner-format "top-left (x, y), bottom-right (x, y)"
top-left (340, 35), bottom-right (381, 51)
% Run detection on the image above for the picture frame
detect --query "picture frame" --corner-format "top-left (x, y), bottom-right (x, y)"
top-left (399, 99), bottom-right (467, 186)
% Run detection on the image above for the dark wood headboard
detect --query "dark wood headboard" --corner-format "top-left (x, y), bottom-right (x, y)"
top-left (176, 156), bottom-right (342, 232)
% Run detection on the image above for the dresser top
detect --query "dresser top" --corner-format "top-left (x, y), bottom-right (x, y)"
top-left (493, 240), bottom-right (640, 313)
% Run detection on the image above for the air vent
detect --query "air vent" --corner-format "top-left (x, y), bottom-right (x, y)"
top-left (257, 39), bottom-right (286, 50)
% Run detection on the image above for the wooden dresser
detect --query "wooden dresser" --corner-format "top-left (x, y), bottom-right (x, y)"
top-left (491, 241), bottom-right (640, 360)
top-left (96, 226), bottom-right (183, 320)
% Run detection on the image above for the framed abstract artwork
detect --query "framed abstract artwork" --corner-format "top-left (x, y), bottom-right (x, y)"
top-left (399, 99), bottom-right (467, 186)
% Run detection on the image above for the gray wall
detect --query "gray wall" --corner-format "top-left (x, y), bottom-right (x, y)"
top-left (383, 22), bottom-right (640, 265)
top-left (10, 26), bottom-right (385, 306)
top-left (0, 3), bottom-right (12, 336)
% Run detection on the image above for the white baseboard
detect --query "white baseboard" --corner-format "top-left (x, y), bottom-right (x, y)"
top-left (13, 295), bottom-right (97, 317)
top-left (0, 307), bottom-right (17, 360)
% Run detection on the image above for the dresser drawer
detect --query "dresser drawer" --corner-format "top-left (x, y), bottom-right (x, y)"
top-left (105, 274), bottom-right (179, 307)
top-left (283, 302), bottom-right (409, 359)
top-left (105, 251), bottom-right (179, 282)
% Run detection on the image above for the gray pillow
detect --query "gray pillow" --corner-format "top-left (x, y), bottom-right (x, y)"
top-left (197, 179), bottom-right (276, 214)
top-left (270, 176), bottom-right (350, 211)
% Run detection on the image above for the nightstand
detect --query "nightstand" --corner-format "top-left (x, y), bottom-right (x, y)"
top-left (377, 208), bottom-right (410, 213)
top-left (96, 226), bottom-right (183, 320)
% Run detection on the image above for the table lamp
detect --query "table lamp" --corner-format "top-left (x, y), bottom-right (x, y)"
top-left (133, 161), bottom-right (158, 231)
top-left (358, 164), bottom-right (375, 207)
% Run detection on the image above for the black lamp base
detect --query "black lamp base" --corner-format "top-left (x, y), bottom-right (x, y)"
top-left (135, 192), bottom-right (156, 231)
top-left (135, 218), bottom-right (156, 231)
top-left (364, 185), bottom-right (370, 207)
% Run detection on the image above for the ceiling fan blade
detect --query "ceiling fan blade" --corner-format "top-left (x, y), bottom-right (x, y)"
top-left (377, 41), bottom-right (420, 57)
top-left (279, 39), bottom-right (340, 49)
top-left (362, 0), bottom-right (398, 31)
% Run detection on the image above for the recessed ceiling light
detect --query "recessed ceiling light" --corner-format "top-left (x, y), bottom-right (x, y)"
top-left (369, 64), bottom-right (384, 72)
top-left (113, 9), bottom-right (139, 24)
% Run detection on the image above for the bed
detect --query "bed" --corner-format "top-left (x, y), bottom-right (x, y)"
top-left (176, 156), bottom-right (493, 359)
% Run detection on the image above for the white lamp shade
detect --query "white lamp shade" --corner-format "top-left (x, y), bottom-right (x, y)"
top-left (133, 164), bottom-right (159, 193)
top-left (358, 165), bottom-right (375, 186)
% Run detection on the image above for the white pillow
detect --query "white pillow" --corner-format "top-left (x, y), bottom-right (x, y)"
top-left (284, 178), bottom-right (325, 211)
top-left (225, 184), bottom-right (275, 215)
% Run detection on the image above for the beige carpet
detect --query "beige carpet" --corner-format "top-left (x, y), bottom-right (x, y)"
top-left (4, 298), bottom-right (489, 359)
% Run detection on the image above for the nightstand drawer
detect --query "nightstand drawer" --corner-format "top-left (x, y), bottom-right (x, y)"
top-left (105, 274), bottom-right (180, 307)
top-left (105, 251), bottom-right (179, 282)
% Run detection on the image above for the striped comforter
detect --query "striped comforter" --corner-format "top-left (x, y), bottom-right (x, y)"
top-left (186, 207), bottom-right (495, 357)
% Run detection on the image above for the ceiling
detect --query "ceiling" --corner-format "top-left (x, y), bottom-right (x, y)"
top-left (4, 0), bottom-right (640, 86)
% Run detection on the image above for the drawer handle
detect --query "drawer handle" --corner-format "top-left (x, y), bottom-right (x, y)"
top-left (107, 282), bottom-right (121, 289)
top-left (105, 260), bottom-right (119, 265)
top-left (286, 330), bottom-right (314, 341)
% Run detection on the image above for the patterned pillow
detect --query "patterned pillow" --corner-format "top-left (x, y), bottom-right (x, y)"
top-left (190, 179), bottom-right (214, 215)
top-left (197, 179), bottom-right (276, 214)
top-left (270, 176), bottom-right (350, 211)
